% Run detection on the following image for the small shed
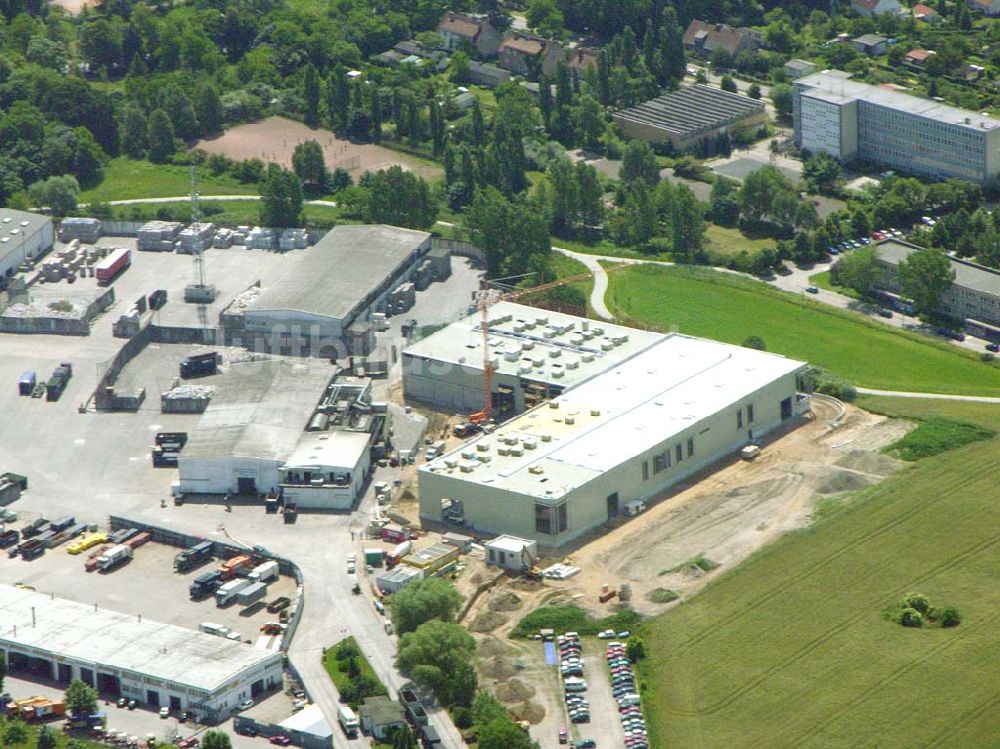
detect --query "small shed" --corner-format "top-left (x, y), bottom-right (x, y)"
top-left (485, 535), bottom-right (538, 572)
top-left (852, 34), bottom-right (887, 55)
top-left (441, 532), bottom-right (472, 553)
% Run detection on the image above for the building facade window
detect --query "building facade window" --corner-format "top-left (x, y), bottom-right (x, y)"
top-left (642, 461), bottom-right (649, 481)
top-left (557, 503), bottom-right (567, 533)
top-left (747, 403), bottom-right (754, 423)
top-left (675, 443), bottom-right (683, 462)
top-left (737, 409), bottom-right (744, 429)
top-left (534, 503), bottom-right (553, 535)
top-left (687, 437), bottom-right (694, 457)
top-left (653, 451), bottom-right (670, 473)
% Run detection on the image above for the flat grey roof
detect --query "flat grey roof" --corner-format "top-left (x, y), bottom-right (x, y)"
top-left (853, 34), bottom-right (887, 45)
top-left (247, 225), bottom-right (430, 322)
top-left (796, 70), bottom-right (1000, 131)
top-left (0, 585), bottom-right (280, 694)
top-left (0, 209), bottom-right (51, 262)
top-left (877, 240), bottom-right (1000, 298)
top-left (183, 359), bottom-right (332, 461)
top-left (613, 85), bottom-right (764, 138)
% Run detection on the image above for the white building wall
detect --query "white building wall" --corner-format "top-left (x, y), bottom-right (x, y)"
top-left (179, 456), bottom-right (283, 495)
top-left (419, 372), bottom-right (807, 547)
top-left (281, 450), bottom-right (371, 510)
top-left (402, 356), bottom-right (531, 413)
top-left (0, 218), bottom-right (54, 279)
top-left (244, 309), bottom-right (344, 340)
top-left (798, 95), bottom-right (848, 158)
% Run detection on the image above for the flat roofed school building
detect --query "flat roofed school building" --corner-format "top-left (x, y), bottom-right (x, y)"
top-left (419, 334), bottom-right (811, 547)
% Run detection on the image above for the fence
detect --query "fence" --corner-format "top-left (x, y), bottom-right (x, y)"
top-left (431, 236), bottom-right (485, 264)
top-left (102, 221), bottom-right (145, 237)
top-left (93, 324), bottom-right (153, 410)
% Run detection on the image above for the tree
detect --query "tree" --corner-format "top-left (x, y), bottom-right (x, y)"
top-left (707, 177), bottom-right (740, 226)
top-left (834, 246), bottom-right (880, 297)
top-left (747, 83), bottom-right (762, 99)
top-left (65, 678), bottom-right (98, 717)
top-left (898, 246), bottom-right (956, 316)
top-left (0, 651), bottom-right (6, 693)
top-left (119, 105), bottom-right (147, 158)
top-left (29, 176), bottom-right (80, 217)
top-left (36, 727), bottom-right (57, 749)
top-left (901, 592), bottom-right (930, 614)
top-left (364, 167), bottom-right (438, 229)
top-left (194, 83), bottom-right (224, 136)
top-left (303, 63), bottom-right (321, 128)
top-left (479, 718), bottom-right (535, 749)
top-left (200, 731), bottom-right (232, 749)
top-left (389, 724), bottom-right (418, 749)
top-left (473, 692), bottom-right (508, 725)
top-left (146, 109), bottom-right (175, 164)
top-left (4, 723), bottom-right (27, 747)
top-left (660, 7), bottom-right (686, 86)
top-left (259, 164), bottom-right (304, 227)
top-left (573, 94), bottom-right (605, 152)
top-left (938, 606), bottom-right (962, 627)
top-left (327, 68), bottom-right (351, 131)
top-left (292, 140), bottom-right (328, 192)
top-left (464, 187), bottom-right (551, 276)
top-left (720, 75), bottom-right (738, 93)
top-left (621, 140), bottom-right (660, 186)
top-left (397, 621), bottom-right (477, 707)
top-left (771, 83), bottom-right (794, 121)
top-left (626, 636), bottom-right (647, 662)
top-left (391, 577), bottom-right (462, 635)
top-left (803, 152), bottom-right (842, 195)
top-left (671, 183), bottom-right (706, 259)
top-left (166, 91), bottom-right (200, 141)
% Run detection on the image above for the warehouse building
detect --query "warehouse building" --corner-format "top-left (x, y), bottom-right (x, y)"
top-left (0, 209), bottom-right (54, 282)
top-left (224, 225), bottom-right (431, 357)
top-left (612, 85), bottom-right (766, 151)
top-left (178, 363), bottom-right (385, 508)
top-left (419, 335), bottom-right (811, 547)
top-left (872, 239), bottom-right (1000, 332)
top-left (793, 69), bottom-right (1000, 184)
top-left (0, 585), bottom-right (282, 724)
top-left (402, 301), bottom-right (665, 418)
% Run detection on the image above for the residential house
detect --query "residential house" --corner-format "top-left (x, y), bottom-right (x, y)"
top-left (683, 20), bottom-right (761, 58)
top-left (392, 41), bottom-right (450, 72)
top-left (498, 32), bottom-right (565, 78)
top-left (465, 60), bottom-right (512, 88)
top-left (784, 59), bottom-right (818, 79)
top-left (567, 46), bottom-right (600, 82)
top-left (971, 0), bottom-right (1000, 16)
top-left (850, 0), bottom-right (903, 16)
top-left (912, 3), bottom-right (940, 21)
top-left (904, 48), bottom-right (935, 65)
top-left (437, 12), bottom-right (503, 57)
top-left (852, 33), bottom-right (888, 55)
top-left (358, 696), bottom-right (407, 741)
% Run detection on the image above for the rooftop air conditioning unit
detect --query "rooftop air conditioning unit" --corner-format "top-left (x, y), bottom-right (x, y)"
top-left (476, 442), bottom-right (490, 452)
top-left (540, 434), bottom-right (553, 442)
top-left (460, 462), bottom-right (475, 473)
top-left (590, 409), bottom-right (601, 417)
top-left (565, 358), bottom-right (579, 370)
top-left (522, 340), bottom-right (535, 350)
top-left (528, 465), bottom-right (544, 474)
top-left (461, 449), bottom-right (476, 460)
top-left (581, 353), bottom-right (595, 362)
top-left (548, 401), bottom-right (559, 409)
top-left (509, 446), bottom-right (524, 456)
top-left (548, 349), bottom-right (561, 358)
top-left (564, 414), bottom-right (574, 424)
top-left (552, 370), bottom-right (564, 379)
top-left (497, 446), bottom-right (510, 456)
top-left (522, 437), bottom-right (537, 450)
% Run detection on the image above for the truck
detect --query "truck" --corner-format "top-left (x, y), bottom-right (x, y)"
top-left (21, 519), bottom-right (48, 539)
top-left (248, 561), bottom-right (279, 583)
top-left (95, 248), bottom-right (131, 285)
top-left (67, 532), bottom-right (107, 555)
top-left (236, 581), bottom-right (268, 606)
top-left (8, 697), bottom-right (66, 721)
top-left (45, 362), bottom-right (72, 401)
top-left (67, 711), bottom-right (106, 730)
top-left (49, 515), bottom-right (75, 534)
top-left (283, 502), bottom-right (298, 524)
top-left (398, 685), bottom-right (428, 726)
top-left (623, 499), bottom-right (646, 517)
top-left (221, 554), bottom-right (252, 578)
top-left (381, 524), bottom-right (408, 544)
top-left (200, 622), bottom-right (230, 637)
top-left (18, 371), bottom-right (36, 396)
top-left (180, 352), bottom-right (219, 379)
top-left (148, 289), bottom-right (168, 310)
top-left (386, 540), bottom-right (412, 569)
top-left (337, 705), bottom-right (359, 738)
top-left (0, 529), bottom-right (19, 548)
top-left (215, 579), bottom-right (250, 607)
top-left (189, 569), bottom-right (224, 599)
top-left (19, 538), bottom-right (44, 560)
top-left (97, 544), bottom-right (132, 572)
top-left (175, 540), bottom-right (213, 572)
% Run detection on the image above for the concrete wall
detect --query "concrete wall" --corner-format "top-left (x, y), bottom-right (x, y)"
top-left (281, 447), bottom-right (371, 510)
top-left (419, 372), bottom-right (808, 547)
top-left (178, 456), bottom-right (283, 495)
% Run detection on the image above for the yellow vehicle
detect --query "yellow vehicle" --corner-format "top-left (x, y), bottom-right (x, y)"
top-left (67, 532), bottom-right (107, 555)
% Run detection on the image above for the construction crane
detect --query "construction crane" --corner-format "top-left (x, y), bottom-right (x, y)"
top-left (466, 263), bottom-right (630, 425)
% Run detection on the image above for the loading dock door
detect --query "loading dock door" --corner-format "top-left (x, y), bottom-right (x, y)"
top-left (97, 673), bottom-right (121, 696)
top-left (781, 397), bottom-right (793, 420)
top-left (169, 696), bottom-right (182, 711)
top-left (251, 679), bottom-right (265, 697)
top-left (147, 690), bottom-right (160, 706)
top-left (80, 668), bottom-right (95, 687)
top-left (606, 492), bottom-right (619, 519)
top-left (237, 477), bottom-right (257, 494)
top-left (57, 663), bottom-right (72, 682)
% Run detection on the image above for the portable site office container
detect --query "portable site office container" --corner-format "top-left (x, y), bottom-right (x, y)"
top-left (236, 582), bottom-right (267, 606)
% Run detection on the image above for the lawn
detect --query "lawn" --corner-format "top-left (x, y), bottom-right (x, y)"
top-left (322, 636), bottom-right (387, 708)
top-left (637, 396), bottom-right (1000, 748)
top-left (703, 224), bottom-right (776, 258)
top-left (810, 269), bottom-right (861, 300)
top-left (108, 199), bottom-right (343, 228)
top-left (81, 157), bottom-right (259, 203)
top-left (1, 720), bottom-right (105, 749)
top-left (606, 265), bottom-right (1000, 396)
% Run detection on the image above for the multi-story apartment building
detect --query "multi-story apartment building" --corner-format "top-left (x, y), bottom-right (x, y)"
top-left (793, 70), bottom-right (1000, 184)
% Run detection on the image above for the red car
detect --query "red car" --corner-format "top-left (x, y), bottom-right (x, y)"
top-left (176, 740), bottom-right (200, 749)
top-left (559, 727), bottom-right (568, 744)
top-left (269, 736), bottom-right (292, 746)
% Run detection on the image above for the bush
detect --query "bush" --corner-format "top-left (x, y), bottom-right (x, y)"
top-left (901, 592), bottom-right (930, 614)
top-left (511, 605), bottom-right (642, 638)
top-left (453, 706), bottom-right (474, 729)
top-left (742, 335), bottom-right (767, 350)
top-left (883, 418), bottom-right (995, 461)
top-left (937, 606), bottom-right (962, 628)
top-left (811, 367), bottom-right (857, 402)
top-left (898, 607), bottom-right (923, 628)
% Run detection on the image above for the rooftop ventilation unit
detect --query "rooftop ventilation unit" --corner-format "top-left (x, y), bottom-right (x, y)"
top-left (522, 436), bottom-right (538, 450)
top-left (565, 358), bottom-right (579, 370)
top-left (509, 445), bottom-right (524, 456)
top-left (552, 370), bottom-right (564, 379)
top-left (497, 446), bottom-right (510, 456)
top-left (528, 465), bottom-right (544, 474)
top-left (522, 340), bottom-right (535, 350)
top-left (564, 414), bottom-right (574, 424)
top-left (590, 409), bottom-right (601, 417)
top-left (476, 442), bottom-right (490, 452)
top-left (459, 461), bottom-right (476, 473)
top-left (540, 433), bottom-right (553, 442)
top-left (581, 353), bottom-right (595, 363)
top-left (548, 348), bottom-right (561, 359)
top-left (548, 402), bottom-right (559, 409)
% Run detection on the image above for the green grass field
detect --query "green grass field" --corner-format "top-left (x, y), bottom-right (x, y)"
top-left (108, 199), bottom-right (342, 228)
top-left (81, 157), bottom-right (259, 203)
top-left (637, 397), bottom-right (1000, 748)
top-left (322, 637), bottom-right (387, 708)
top-left (809, 269), bottom-right (862, 300)
top-left (703, 224), bottom-right (776, 258)
top-left (606, 265), bottom-right (1000, 396)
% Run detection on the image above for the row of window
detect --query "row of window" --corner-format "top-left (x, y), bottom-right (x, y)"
top-left (643, 436), bottom-right (695, 481)
top-left (535, 501), bottom-right (568, 536)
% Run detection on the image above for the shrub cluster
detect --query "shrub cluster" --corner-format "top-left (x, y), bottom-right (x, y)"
top-left (891, 592), bottom-right (962, 629)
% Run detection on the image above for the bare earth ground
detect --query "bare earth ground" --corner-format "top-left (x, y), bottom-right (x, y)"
top-left (50, 0), bottom-right (89, 13)
top-left (193, 116), bottom-right (443, 180)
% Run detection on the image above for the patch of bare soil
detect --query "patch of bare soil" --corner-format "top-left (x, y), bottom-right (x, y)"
top-left (488, 591), bottom-right (524, 612)
top-left (494, 678), bottom-right (536, 703)
top-left (477, 636), bottom-right (516, 658)
top-left (470, 610), bottom-right (509, 633)
top-left (510, 700), bottom-right (546, 724)
top-left (479, 655), bottom-right (517, 680)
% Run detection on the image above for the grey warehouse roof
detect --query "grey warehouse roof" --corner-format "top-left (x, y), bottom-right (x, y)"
top-left (183, 358), bottom-right (332, 461)
top-left (0, 585), bottom-right (280, 693)
top-left (796, 70), bottom-right (1000, 131)
top-left (0, 209), bottom-right (51, 263)
top-left (247, 224), bottom-right (431, 322)
top-left (613, 84), bottom-right (764, 137)
top-left (877, 240), bottom-right (1000, 298)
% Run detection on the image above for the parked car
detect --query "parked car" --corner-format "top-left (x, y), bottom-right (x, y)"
top-left (559, 727), bottom-right (568, 744)
top-left (158, 707), bottom-right (169, 719)
top-left (986, 343), bottom-right (999, 352)
top-left (574, 741), bottom-right (597, 749)
top-left (805, 286), bottom-right (819, 294)
top-left (269, 736), bottom-right (292, 746)
top-left (117, 698), bottom-right (127, 708)
top-left (876, 308), bottom-right (892, 318)
top-left (238, 699), bottom-right (254, 711)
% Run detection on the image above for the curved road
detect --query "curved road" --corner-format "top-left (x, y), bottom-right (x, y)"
top-left (856, 388), bottom-right (1000, 403)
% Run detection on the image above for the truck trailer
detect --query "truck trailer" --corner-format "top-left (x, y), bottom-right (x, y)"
top-left (95, 248), bottom-right (131, 285)
top-left (45, 362), bottom-right (72, 401)
top-left (175, 540), bottom-right (213, 571)
top-left (236, 581), bottom-right (268, 606)
top-left (18, 371), bottom-right (36, 396)
top-left (248, 561), bottom-right (279, 583)
top-left (215, 579), bottom-right (250, 607)
top-left (189, 569), bottom-right (224, 599)
top-left (179, 352), bottom-right (219, 379)
top-left (337, 705), bottom-right (359, 738)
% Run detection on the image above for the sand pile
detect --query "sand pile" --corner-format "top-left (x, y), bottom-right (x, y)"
top-left (470, 610), bottom-right (508, 633)
top-left (494, 678), bottom-right (536, 703)
top-left (489, 591), bottom-right (523, 612)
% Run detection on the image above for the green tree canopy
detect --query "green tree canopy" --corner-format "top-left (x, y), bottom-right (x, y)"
top-left (464, 186), bottom-right (551, 277)
top-left (835, 245), bottom-right (881, 297)
top-left (898, 246), bottom-right (956, 316)
top-left (621, 139), bottom-right (660, 187)
top-left (200, 730), bottom-right (233, 749)
top-left (64, 678), bottom-right (98, 717)
top-left (396, 620), bottom-right (477, 707)
top-left (146, 109), bottom-right (176, 164)
top-left (29, 175), bottom-right (80, 217)
top-left (363, 166), bottom-right (438, 229)
top-left (391, 577), bottom-right (462, 635)
top-left (292, 139), bottom-right (328, 192)
top-left (259, 164), bottom-right (304, 227)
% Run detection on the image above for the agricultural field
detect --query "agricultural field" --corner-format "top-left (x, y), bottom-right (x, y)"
top-left (606, 265), bottom-right (1000, 397)
top-left (193, 116), bottom-right (443, 181)
top-left (637, 397), bottom-right (1000, 749)
top-left (107, 199), bottom-right (343, 228)
top-left (80, 157), bottom-right (259, 203)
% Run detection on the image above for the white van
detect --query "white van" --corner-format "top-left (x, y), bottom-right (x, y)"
top-left (624, 500), bottom-right (646, 517)
top-left (617, 693), bottom-right (641, 707)
top-left (564, 678), bottom-right (588, 693)
top-left (200, 622), bottom-right (229, 637)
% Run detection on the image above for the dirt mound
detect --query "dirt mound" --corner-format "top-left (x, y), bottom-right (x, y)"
top-left (509, 700), bottom-right (546, 724)
top-left (470, 610), bottom-right (509, 633)
top-left (494, 678), bottom-right (536, 703)
top-left (816, 468), bottom-right (874, 495)
top-left (489, 591), bottom-right (524, 612)
top-left (477, 636), bottom-right (515, 658)
top-left (509, 578), bottom-right (546, 592)
top-left (834, 450), bottom-right (901, 476)
top-left (480, 655), bottom-right (517, 680)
